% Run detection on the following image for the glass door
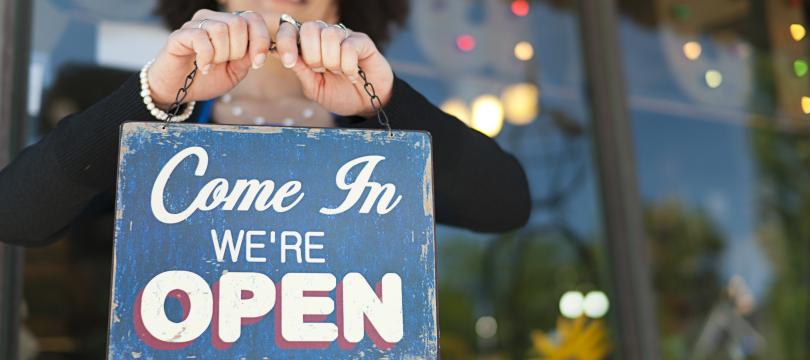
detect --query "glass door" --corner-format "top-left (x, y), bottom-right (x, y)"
top-left (617, 0), bottom-right (810, 358)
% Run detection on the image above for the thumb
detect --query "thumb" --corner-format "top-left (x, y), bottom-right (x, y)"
top-left (286, 56), bottom-right (318, 96)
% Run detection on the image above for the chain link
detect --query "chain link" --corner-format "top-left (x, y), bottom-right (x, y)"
top-left (357, 67), bottom-right (392, 136)
top-left (164, 61), bottom-right (199, 125)
top-left (163, 61), bottom-right (392, 136)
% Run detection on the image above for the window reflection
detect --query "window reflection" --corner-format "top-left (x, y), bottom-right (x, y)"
top-left (392, 1), bottom-right (613, 358)
top-left (619, 0), bottom-right (810, 358)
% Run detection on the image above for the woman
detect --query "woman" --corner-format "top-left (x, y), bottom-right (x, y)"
top-left (0, 0), bottom-right (530, 247)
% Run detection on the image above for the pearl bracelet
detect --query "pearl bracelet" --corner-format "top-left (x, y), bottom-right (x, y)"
top-left (140, 59), bottom-right (196, 122)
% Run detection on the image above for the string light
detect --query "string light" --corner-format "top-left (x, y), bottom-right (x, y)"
top-left (802, 96), bottom-right (810, 114)
top-left (794, 59), bottom-right (808, 77)
top-left (511, 0), bottom-right (530, 17)
top-left (514, 41), bottom-right (534, 61)
top-left (705, 70), bottom-right (723, 88)
top-left (440, 98), bottom-right (471, 125)
top-left (502, 83), bottom-right (538, 125)
top-left (583, 291), bottom-right (609, 319)
top-left (559, 291), bottom-right (584, 319)
top-left (672, 4), bottom-right (689, 19)
top-left (456, 34), bottom-right (476, 52)
top-left (682, 41), bottom-right (702, 60)
top-left (471, 95), bottom-right (504, 137)
top-left (475, 316), bottom-right (498, 339)
top-left (790, 24), bottom-right (806, 41)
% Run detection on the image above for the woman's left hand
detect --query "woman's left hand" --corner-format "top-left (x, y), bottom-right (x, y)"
top-left (274, 20), bottom-right (393, 118)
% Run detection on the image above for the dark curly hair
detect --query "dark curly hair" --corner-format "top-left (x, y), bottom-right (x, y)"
top-left (154, 0), bottom-right (409, 46)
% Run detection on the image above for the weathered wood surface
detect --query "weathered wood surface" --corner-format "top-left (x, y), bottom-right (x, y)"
top-left (108, 122), bottom-right (437, 359)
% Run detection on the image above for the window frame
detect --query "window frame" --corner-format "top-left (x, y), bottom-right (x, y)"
top-left (576, 0), bottom-right (661, 358)
top-left (0, 0), bottom-right (32, 358)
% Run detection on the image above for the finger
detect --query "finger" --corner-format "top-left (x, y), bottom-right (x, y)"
top-left (346, 32), bottom-right (378, 62)
top-left (299, 21), bottom-right (326, 70)
top-left (340, 37), bottom-right (359, 83)
top-left (197, 19), bottom-right (231, 64)
top-left (240, 11), bottom-right (271, 69)
top-left (167, 28), bottom-right (216, 73)
top-left (321, 26), bottom-right (344, 74)
top-left (275, 22), bottom-right (300, 69)
top-left (199, 12), bottom-right (249, 61)
top-left (189, 10), bottom-right (249, 62)
top-left (222, 14), bottom-right (249, 61)
top-left (190, 8), bottom-right (217, 22)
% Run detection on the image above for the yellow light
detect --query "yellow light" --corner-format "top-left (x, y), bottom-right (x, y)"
top-left (440, 98), bottom-right (471, 125)
top-left (471, 95), bottom-right (504, 137)
top-left (514, 41), bottom-right (534, 61)
top-left (683, 41), bottom-right (702, 60)
top-left (791, 24), bottom-right (806, 41)
top-left (705, 70), bottom-right (722, 88)
top-left (501, 83), bottom-right (539, 125)
top-left (802, 96), bottom-right (810, 114)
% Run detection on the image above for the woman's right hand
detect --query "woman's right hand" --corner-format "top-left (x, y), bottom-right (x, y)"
top-left (147, 9), bottom-right (272, 109)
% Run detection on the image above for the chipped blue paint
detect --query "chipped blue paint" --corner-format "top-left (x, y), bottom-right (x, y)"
top-left (108, 122), bottom-right (437, 359)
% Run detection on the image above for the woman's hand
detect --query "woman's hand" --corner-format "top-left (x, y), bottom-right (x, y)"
top-left (275, 20), bottom-right (394, 117)
top-left (148, 9), bottom-right (271, 108)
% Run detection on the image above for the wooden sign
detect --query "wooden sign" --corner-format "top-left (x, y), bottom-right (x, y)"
top-left (108, 122), bottom-right (438, 359)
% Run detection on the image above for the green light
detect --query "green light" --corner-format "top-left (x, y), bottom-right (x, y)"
top-left (795, 59), bottom-right (808, 77)
top-left (672, 4), bottom-right (689, 19)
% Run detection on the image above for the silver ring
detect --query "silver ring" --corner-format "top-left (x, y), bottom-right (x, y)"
top-left (197, 19), bottom-right (210, 29)
top-left (335, 23), bottom-right (350, 41)
top-left (233, 10), bottom-right (253, 17)
top-left (279, 13), bottom-right (301, 30)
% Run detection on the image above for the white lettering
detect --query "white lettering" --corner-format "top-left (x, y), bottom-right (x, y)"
top-left (217, 272), bottom-right (275, 343)
top-left (320, 155), bottom-right (402, 215)
top-left (139, 270), bottom-right (213, 343)
top-left (342, 273), bottom-right (404, 344)
top-left (150, 147), bottom-right (305, 224)
top-left (280, 231), bottom-right (302, 264)
top-left (211, 229), bottom-right (243, 263)
top-left (245, 230), bottom-right (266, 263)
top-left (280, 273), bottom-right (338, 342)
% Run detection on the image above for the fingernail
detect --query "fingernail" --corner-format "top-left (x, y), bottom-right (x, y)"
top-left (313, 67), bottom-right (326, 73)
top-left (202, 64), bottom-right (212, 74)
top-left (253, 53), bottom-right (267, 69)
top-left (348, 75), bottom-right (357, 83)
top-left (282, 53), bottom-right (296, 68)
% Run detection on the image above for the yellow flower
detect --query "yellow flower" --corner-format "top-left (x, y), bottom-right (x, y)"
top-left (530, 317), bottom-right (611, 360)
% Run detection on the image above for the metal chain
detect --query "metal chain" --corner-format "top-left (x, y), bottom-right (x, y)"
top-left (163, 61), bottom-right (392, 136)
top-left (164, 61), bottom-right (199, 124)
top-left (358, 67), bottom-right (392, 136)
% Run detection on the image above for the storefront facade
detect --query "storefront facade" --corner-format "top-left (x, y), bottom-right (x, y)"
top-left (1, 0), bottom-right (808, 359)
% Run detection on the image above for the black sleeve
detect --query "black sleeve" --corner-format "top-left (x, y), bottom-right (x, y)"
top-left (342, 77), bottom-right (532, 233)
top-left (0, 74), bottom-right (150, 247)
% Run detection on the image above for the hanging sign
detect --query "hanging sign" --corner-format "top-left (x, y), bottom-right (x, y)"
top-left (107, 122), bottom-right (438, 359)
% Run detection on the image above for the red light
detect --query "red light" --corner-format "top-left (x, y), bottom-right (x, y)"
top-left (511, 0), bottom-right (530, 17)
top-left (456, 34), bottom-right (476, 52)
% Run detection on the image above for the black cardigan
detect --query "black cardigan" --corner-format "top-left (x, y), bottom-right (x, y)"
top-left (0, 74), bottom-right (531, 247)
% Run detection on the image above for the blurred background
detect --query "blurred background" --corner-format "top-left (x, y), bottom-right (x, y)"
top-left (1, 0), bottom-right (810, 359)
